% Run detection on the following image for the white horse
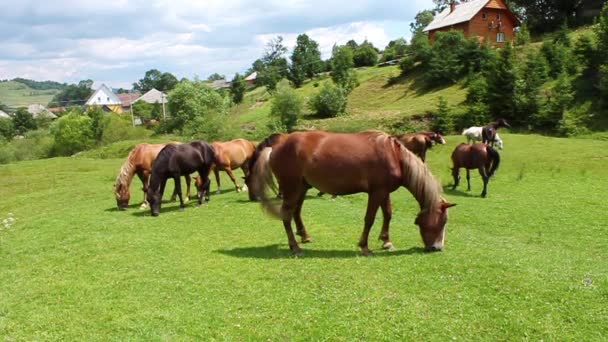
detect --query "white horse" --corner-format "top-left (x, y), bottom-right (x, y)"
top-left (462, 127), bottom-right (503, 149)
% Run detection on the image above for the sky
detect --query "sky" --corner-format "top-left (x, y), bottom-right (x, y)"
top-left (0, 0), bottom-right (434, 89)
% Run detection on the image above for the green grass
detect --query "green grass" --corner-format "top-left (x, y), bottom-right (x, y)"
top-left (0, 81), bottom-right (59, 108)
top-left (1, 134), bottom-right (607, 339)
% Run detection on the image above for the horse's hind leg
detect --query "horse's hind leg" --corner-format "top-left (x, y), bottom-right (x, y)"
top-left (280, 187), bottom-right (305, 255)
top-left (294, 188), bottom-right (312, 243)
top-left (359, 193), bottom-right (382, 256)
top-left (184, 174), bottom-right (191, 203)
top-left (466, 169), bottom-right (471, 192)
top-left (451, 167), bottom-right (460, 190)
top-left (378, 195), bottom-right (394, 250)
top-left (173, 176), bottom-right (185, 211)
top-left (138, 170), bottom-right (149, 209)
top-left (479, 167), bottom-right (489, 198)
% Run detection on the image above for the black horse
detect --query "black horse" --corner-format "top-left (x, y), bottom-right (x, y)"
top-left (147, 141), bottom-right (215, 216)
top-left (482, 118), bottom-right (510, 147)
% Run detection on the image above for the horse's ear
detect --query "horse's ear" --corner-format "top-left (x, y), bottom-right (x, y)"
top-left (441, 202), bottom-right (457, 210)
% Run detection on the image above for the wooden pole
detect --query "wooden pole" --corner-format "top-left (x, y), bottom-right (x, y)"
top-left (130, 103), bottom-right (135, 127)
top-left (162, 93), bottom-right (166, 120)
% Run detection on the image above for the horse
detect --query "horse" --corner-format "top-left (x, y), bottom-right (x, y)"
top-left (113, 143), bottom-right (192, 210)
top-left (482, 119), bottom-right (510, 146)
top-left (451, 143), bottom-right (501, 198)
top-left (249, 130), bottom-right (456, 256)
top-left (244, 133), bottom-right (287, 201)
top-left (147, 141), bottom-right (215, 216)
top-left (210, 138), bottom-right (256, 194)
top-left (461, 127), bottom-right (504, 150)
top-left (394, 131), bottom-right (446, 162)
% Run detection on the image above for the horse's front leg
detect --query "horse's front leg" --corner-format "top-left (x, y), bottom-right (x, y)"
top-left (466, 169), bottom-right (471, 192)
top-left (479, 167), bottom-right (488, 198)
top-left (452, 168), bottom-right (460, 190)
top-left (224, 168), bottom-right (241, 192)
top-left (378, 194), bottom-right (394, 250)
top-left (359, 193), bottom-right (382, 256)
top-left (213, 166), bottom-right (221, 194)
top-left (139, 171), bottom-right (150, 209)
top-left (293, 189), bottom-right (312, 243)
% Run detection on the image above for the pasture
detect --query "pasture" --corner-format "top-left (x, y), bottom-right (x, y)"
top-left (0, 134), bottom-right (607, 340)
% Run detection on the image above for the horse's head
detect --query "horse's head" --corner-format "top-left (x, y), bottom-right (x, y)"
top-left (496, 118), bottom-right (511, 129)
top-left (147, 187), bottom-right (162, 217)
top-left (415, 201), bottom-right (456, 252)
top-left (243, 174), bottom-right (257, 201)
top-left (431, 132), bottom-right (446, 145)
top-left (195, 175), bottom-right (211, 204)
top-left (114, 183), bottom-right (130, 210)
top-left (495, 136), bottom-right (504, 150)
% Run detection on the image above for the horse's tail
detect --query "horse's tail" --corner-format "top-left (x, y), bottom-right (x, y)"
top-left (486, 146), bottom-right (500, 177)
top-left (250, 147), bottom-right (282, 218)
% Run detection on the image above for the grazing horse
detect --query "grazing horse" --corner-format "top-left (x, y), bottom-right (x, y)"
top-left (482, 119), bottom-right (510, 146)
top-left (394, 131), bottom-right (446, 162)
top-left (210, 138), bottom-right (256, 193)
top-left (462, 127), bottom-right (504, 149)
top-left (249, 130), bottom-right (455, 256)
top-left (451, 143), bottom-right (500, 198)
top-left (147, 141), bottom-right (215, 216)
top-left (113, 143), bottom-right (192, 210)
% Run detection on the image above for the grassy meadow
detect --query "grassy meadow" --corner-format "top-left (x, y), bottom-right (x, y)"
top-left (0, 81), bottom-right (60, 108)
top-left (1, 133), bottom-right (607, 340)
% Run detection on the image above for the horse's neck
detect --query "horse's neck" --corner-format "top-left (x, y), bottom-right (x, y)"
top-left (398, 147), bottom-right (441, 210)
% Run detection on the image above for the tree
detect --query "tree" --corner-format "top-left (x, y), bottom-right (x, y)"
top-left (49, 81), bottom-right (94, 107)
top-left (230, 73), bottom-right (246, 104)
top-left (596, 2), bottom-right (608, 108)
top-left (258, 36), bottom-right (289, 92)
top-left (433, 0), bottom-right (460, 12)
top-left (167, 80), bottom-right (229, 133)
top-left (515, 24), bottom-right (532, 46)
top-left (288, 34), bottom-right (323, 87)
top-left (133, 69), bottom-right (178, 92)
top-left (308, 83), bottom-right (348, 118)
top-left (207, 73), bottom-right (226, 81)
top-left (331, 45), bottom-right (358, 92)
top-left (485, 42), bottom-right (517, 122)
top-left (353, 41), bottom-right (379, 67)
top-left (270, 85), bottom-right (302, 132)
top-left (86, 106), bottom-right (106, 141)
top-left (0, 118), bottom-right (15, 140)
top-left (432, 97), bottom-right (452, 133)
top-left (345, 40), bottom-right (359, 51)
top-left (50, 112), bottom-right (95, 155)
top-left (382, 38), bottom-right (408, 62)
top-left (410, 10), bottom-right (435, 33)
top-left (410, 32), bottom-right (432, 67)
top-left (427, 30), bottom-right (467, 85)
top-left (538, 72), bottom-right (573, 130)
top-left (514, 51), bottom-right (548, 125)
top-left (13, 108), bottom-right (37, 135)
top-left (508, 0), bottom-right (587, 33)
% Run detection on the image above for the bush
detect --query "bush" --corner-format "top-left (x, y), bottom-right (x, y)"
top-left (432, 97), bottom-right (453, 134)
top-left (353, 43), bottom-right (379, 67)
top-left (0, 142), bottom-right (15, 164)
top-left (270, 85), bottom-right (303, 132)
top-left (182, 112), bottom-right (240, 142)
top-left (13, 108), bottom-right (37, 135)
top-left (50, 112), bottom-right (95, 156)
top-left (12, 130), bottom-right (54, 161)
top-left (399, 57), bottom-right (415, 75)
top-left (515, 25), bottom-right (532, 46)
top-left (0, 118), bottom-right (15, 140)
top-left (101, 114), bottom-right (152, 145)
top-left (308, 83), bottom-right (348, 118)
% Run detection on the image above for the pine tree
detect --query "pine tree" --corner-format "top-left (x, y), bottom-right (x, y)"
top-left (485, 42), bottom-right (517, 122)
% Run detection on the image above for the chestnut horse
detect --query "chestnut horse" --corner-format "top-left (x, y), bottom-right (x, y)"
top-left (244, 133), bottom-right (287, 201)
top-left (211, 138), bottom-right (256, 193)
top-left (394, 131), bottom-right (446, 162)
top-left (147, 141), bottom-right (215, 216)
top-left (482, 119), bottom-right (510, 147)
top-left (451, 143), bottom-right (500, 198)
top-left (113, 143), bottom-right (192, 210)
top-left (249, 130), bottom-right (455, 256)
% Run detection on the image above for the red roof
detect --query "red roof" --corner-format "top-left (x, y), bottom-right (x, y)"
top-left (117, 93), bottom-right (141, 107)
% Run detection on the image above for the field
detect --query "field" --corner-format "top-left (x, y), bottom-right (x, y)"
top-left (0, 81), bottom-right (59, 108)
top-left (1, 134), bottom-right (607, 340)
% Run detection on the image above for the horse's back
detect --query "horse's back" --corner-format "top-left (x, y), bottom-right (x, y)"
top-left (272, 131), bottom-right (401, 194)
top-left (452, 143), bottom-right (488, 169)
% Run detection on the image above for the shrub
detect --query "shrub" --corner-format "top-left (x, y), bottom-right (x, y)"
top-left (12, 130), bottom-right (54, 161)
top-left (270, 85), bottom-right (303, 132)
top-left (0, 142), bottom-right (15, 164)
top-left (399, 56), bottom-right (415, 75)
top-left (50, 112), bottom-right (95, 156)
top-left (515, 24), bottom-right (531, 46)
top-left (308, 83), bottom-right (348, 118)
top-left (0, 118), bottom-right (15, 140)
top-left (353, 43), bottom-right (379, 67)
top-left (101, 114), bottom-right (151, 145)
top-left (13, 108), bottom-right (37, 135)
top-left (432, 97), bottom-right (453, 134)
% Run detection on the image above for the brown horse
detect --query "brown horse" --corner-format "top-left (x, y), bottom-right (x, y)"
top-left (244, 133), bottom-right (288, 201)
top-left (210, 138), bottom-right (256, 193)
top-left (395, 131), bottom-right (446, 162)
top-left (249, 130), bottom-right (455, 256)
top-left (113, 143), bottom-right (192, 210)
top-left (451, 143), bottom-right (500, 198)
top-left (482, 118), bottom-right (510, 147)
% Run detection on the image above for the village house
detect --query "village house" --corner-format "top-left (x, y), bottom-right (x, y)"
top-left (424, 0), bottom-right (520, 46)
top-left (27, 103), bottom-right (57, 119)
top-left (244, 72), bottom-right (257, 86)
top-left (85, 84), bottom-right (123, 113)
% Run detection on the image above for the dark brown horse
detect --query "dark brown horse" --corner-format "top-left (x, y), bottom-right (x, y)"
top-left (482, 119), bottom-right (510, 147)
top-left (113, 142), bottom-right (191, 210)
top-left (211, 138), bottom-right (256, 193)
top-left (249, 130), bottom-right (455, 256)
top-left (147, 141), bottom-right (215, 216)
top-left (451, 143), bottom-right (500, 198)
top-left (395, 131), bottom-right (446, 162)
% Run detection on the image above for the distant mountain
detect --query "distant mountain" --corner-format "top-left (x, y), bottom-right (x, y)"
top-left (11, 78), bottom-right (68, 91)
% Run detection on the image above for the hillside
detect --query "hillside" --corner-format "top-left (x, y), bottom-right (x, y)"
top-left (0, 80), bottom-right (60, 108)
top-left (231, 65), bottom-right (467, 135)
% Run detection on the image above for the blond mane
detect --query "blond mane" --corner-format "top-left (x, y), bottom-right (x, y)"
top-left (113, 148), bottom-right (137, 195)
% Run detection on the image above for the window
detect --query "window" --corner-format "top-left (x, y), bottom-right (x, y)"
top-left (107, 97), bottom-right (110, 102)
top-left (97, 97), bottom-right (101, 102)
top-left (497, 32), bottom-right (505, 43)
top-left (482, 12), bottom-right (487, 20)
top-left (497, 13), bottom-right (502, 20)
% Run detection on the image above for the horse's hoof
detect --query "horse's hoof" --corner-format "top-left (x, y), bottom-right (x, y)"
top-left (183, 197), bottom-right (190, 204)
top-left (292, 249), bottom-right (303, 257)
top-left (215, 190), bottom-right (221, 195)
top-left (139, 204), bottom-right (148, 210)
top-left (361, 250), bottom-right (374, 257)
top-left (382, 242), bottom-right (395, 250)
top-left (301, 236), bottom-right (313, 244)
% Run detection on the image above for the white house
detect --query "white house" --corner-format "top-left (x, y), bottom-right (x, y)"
top-left (134, 88), bottom-right (167, 104)
top-left (86, 84), bottom-right (122, 113)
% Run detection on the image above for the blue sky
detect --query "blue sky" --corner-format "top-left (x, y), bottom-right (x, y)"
top-left (0, 0), bottom-right (434, 89)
